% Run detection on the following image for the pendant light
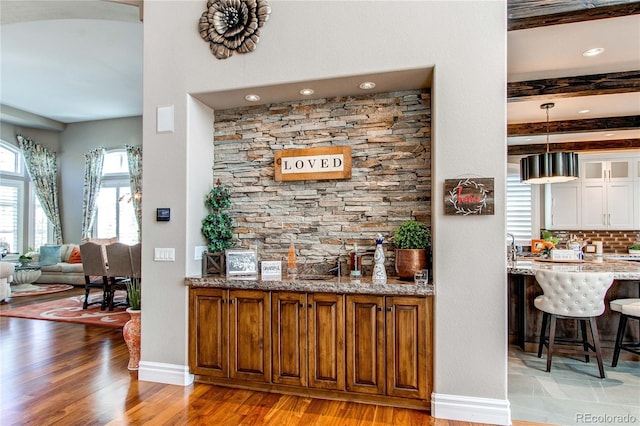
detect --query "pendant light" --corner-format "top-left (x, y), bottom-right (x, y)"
top-left (520, 103), bottom-right (579, 184)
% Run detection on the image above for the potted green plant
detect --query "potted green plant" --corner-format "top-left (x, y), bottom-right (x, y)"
top-left (393, 220), bottom-right (431, 280)
top-left (201, 180), bottom-right (235, 274)
top-left (629, 244), bottom-right (640, 255)
top-left (123, 277), bottom-right (141, 370)
top-left (18, 254), bottom-right (32, 267)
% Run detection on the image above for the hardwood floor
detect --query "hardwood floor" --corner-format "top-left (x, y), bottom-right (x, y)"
top-left (1, 289), bottom-right (544, 426)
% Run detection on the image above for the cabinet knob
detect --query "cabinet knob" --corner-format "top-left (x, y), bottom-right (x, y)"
top-left (222, 299), bottom-right (225, 304)
top-left (308, 304), bottom-right (312, 308)
top-left (377, 307), bottom-right (382, 312)
top-left (299, 303), bottom-right (304, 308)
top-left (230, 299), bottom-right (234, 304)
top-left (387, 307), bottom-right (393, 312)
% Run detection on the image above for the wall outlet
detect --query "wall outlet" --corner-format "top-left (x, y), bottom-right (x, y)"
top-left (195, 246), bottom-right (207, 261)
top-left (154, 248), bottom-right (175, 261)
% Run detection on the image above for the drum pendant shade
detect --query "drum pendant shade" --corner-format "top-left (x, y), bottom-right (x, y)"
top-left (520, 152), bottom-right (579, 184)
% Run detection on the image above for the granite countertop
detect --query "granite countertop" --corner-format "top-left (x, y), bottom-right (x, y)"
top-left (508, 258), bottom-right (640, 280)
top-left (185, 275), bottom-right (434, 296)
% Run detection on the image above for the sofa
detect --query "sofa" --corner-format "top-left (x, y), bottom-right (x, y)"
top-left (26, 243), bottom-right (85, 285)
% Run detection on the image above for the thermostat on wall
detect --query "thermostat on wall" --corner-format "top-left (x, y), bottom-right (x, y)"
top-left (156, 208), bottom-right (170, 221)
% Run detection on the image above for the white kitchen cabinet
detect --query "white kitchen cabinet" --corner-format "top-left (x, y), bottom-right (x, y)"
top-left (580, 154), bottom-right (638, 230)
top-left (546, 181), bottom-right (580, 229)
top-left (544, 152), bottom-right (640, 230)
top-left (582, 180), bottom-right (635, 229)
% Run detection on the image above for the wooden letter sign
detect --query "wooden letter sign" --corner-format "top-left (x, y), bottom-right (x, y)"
top-left (444, 178), bottom-right (494, 216)
top-left (274, 146), bottom-right (352, 181)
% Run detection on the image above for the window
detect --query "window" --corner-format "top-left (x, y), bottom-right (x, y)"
top-left (0, 140), bottom-right (52, 253)
top-left (506, 164), bottom-right (540, 246)
top-left (93, 150), bottom-right (138, 244)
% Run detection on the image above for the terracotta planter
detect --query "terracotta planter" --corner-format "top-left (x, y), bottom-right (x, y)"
top-left (395, 249), bottom-right (427, 280)
top-left (123, 308), bottom-right (141, 371)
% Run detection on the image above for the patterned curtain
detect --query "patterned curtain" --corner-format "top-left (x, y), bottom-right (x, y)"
top-left (17, 135), bottom-right (64, 244)
top-left (125, 144), bottom-right (142, 242)
top-left (81, 148), bottom-right (105, 239)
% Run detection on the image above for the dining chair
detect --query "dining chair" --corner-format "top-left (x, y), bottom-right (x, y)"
top-left (534, 269), bottom-right (614, 379)
top-left (105, 242), bottom-right (134, 311)
top-left (79, 242), bottom-right (109, 310)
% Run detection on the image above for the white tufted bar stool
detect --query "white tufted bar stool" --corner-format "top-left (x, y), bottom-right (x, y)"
top-left (534, 269), bottom-right (614, 379)
top-left (610, 298), bottom-right (640, 367)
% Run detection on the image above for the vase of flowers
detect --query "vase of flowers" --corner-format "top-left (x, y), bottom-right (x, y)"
top-left (123, 278), bottom-right (141, 371)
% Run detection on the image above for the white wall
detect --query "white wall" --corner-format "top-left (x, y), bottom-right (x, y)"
top-left (141, 1), bottom-right (507, 423)
top-left (59, 116), bottom-right (142, 243)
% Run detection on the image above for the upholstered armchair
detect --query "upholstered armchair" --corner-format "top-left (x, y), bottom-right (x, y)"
top-left (0, 261), bottom-right (15, 301)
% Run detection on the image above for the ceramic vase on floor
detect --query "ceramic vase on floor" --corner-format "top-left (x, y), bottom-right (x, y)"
top-left (123, 308), bottom-right (141, 370)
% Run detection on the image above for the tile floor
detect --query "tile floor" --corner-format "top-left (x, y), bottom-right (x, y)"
top-left (509, 346), bottom-right (640, 426)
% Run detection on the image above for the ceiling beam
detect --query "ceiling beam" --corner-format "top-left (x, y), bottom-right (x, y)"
top-left (508, 2), bottom-right (640, 31)
top-left (508, 139), bottom-right (640, 156)
top-left (508, 71), bottom-right (640, 102)
top-left (508, 116), bottom-right (640, 137)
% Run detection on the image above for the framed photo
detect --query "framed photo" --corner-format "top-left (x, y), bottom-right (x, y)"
top-left (225, 249), bottom-right (258, 277)
top-left (531, 239), bottom-right (545, 253)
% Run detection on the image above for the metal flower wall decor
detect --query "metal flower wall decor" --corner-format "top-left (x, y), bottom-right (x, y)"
top-left (199, 0), bottom-right (271, 60)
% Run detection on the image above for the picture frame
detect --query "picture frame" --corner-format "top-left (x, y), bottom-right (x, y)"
top-left (531, 239), bottom-right (545, 253)
top-left (225, 249), bottom-right (258, 277)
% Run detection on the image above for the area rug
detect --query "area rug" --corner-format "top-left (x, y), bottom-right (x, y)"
top-left (10, 283), bottom-right (74, 297)
top-left (0, 291), bottom-right (130, 328)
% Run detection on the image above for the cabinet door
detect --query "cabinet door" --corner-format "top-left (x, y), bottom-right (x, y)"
top-left (189, 288), bottom-right (228, 377)
top-left (229, 289), bottom-right (271, 382)
top-left (581, 182), bottom-right (606, 229)
top-left (548, 182), bottom-right (580, 229)
top-left (308, 293), bottom-right (345, 390)
top-left (385, 296), bottom-right (428, 400)
top-left (346, 295), bottom-right (385, 395)
top-left (607, 181), bottom-right (635, 229)
top-left (272, 292), bottom-right (307, 387)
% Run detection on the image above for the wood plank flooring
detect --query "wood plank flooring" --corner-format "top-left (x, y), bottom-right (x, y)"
top-left (1, 288), bottom-right (546, 425)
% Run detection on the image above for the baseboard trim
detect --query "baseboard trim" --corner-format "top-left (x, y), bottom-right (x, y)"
top-left (432, 392), bottom-right (511, 425)
top-left (138, 361), bottom-right (194, 386)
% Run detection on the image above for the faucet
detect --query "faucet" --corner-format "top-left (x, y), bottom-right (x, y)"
top-left (507, 233), bottom-right (517, 262)
top-left (328, 257), bottom-right (342, 276)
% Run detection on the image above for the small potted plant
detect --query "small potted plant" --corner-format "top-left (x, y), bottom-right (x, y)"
top-left (18, 254), bottom-right (32, 267)
top-left (629, 244), bottom-right (640, 256)
top-left (393, 220), bottom-right (431, 280)
top-left (123, 277), bottom-right (141, 370)
top-left (201, 180), bottom-right (235, 274)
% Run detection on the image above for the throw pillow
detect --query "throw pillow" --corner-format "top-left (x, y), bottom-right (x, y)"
top-left (39, 245), bottom-right (62, 266)
top-left (68, 246), bottom-right (82, 264)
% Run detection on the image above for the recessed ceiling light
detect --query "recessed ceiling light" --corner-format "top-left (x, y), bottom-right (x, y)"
top-left (299, 88), bottom-right (314, 96)
top-left (582, 47), bottom-right (605, 57)
top-left (245, 94), bottom-right (261, 102)
top-left (359, 81), bottom-right (376, 90)
top-left (578, 109), bottom-right (590, 114)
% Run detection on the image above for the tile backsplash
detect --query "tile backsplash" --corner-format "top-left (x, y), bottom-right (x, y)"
top-left (540, 230), bottom-right (640, 254)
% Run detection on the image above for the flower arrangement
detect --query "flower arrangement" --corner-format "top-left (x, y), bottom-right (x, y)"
top-left (540, 240), bottom-right (556, 258)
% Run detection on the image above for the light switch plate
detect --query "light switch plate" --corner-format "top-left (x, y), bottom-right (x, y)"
top-left (195, 246), bottom-right (207, 260)
top-left (154, 247), bottom-right (175, 261)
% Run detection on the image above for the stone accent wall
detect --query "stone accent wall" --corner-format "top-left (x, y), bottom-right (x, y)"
top-left (542, 230), bottom-right (640, 254)
top-left (213, 90), bottom-right (431, 274)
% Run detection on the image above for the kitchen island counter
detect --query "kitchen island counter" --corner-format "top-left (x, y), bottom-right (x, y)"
top-left (508, 258), bottom-right (640, 352)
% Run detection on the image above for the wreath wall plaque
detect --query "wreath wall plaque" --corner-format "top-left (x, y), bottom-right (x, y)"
top-left (444, 178), bottom-right (494, 216)
top-left (199, 0), bottom-right (271, 60)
